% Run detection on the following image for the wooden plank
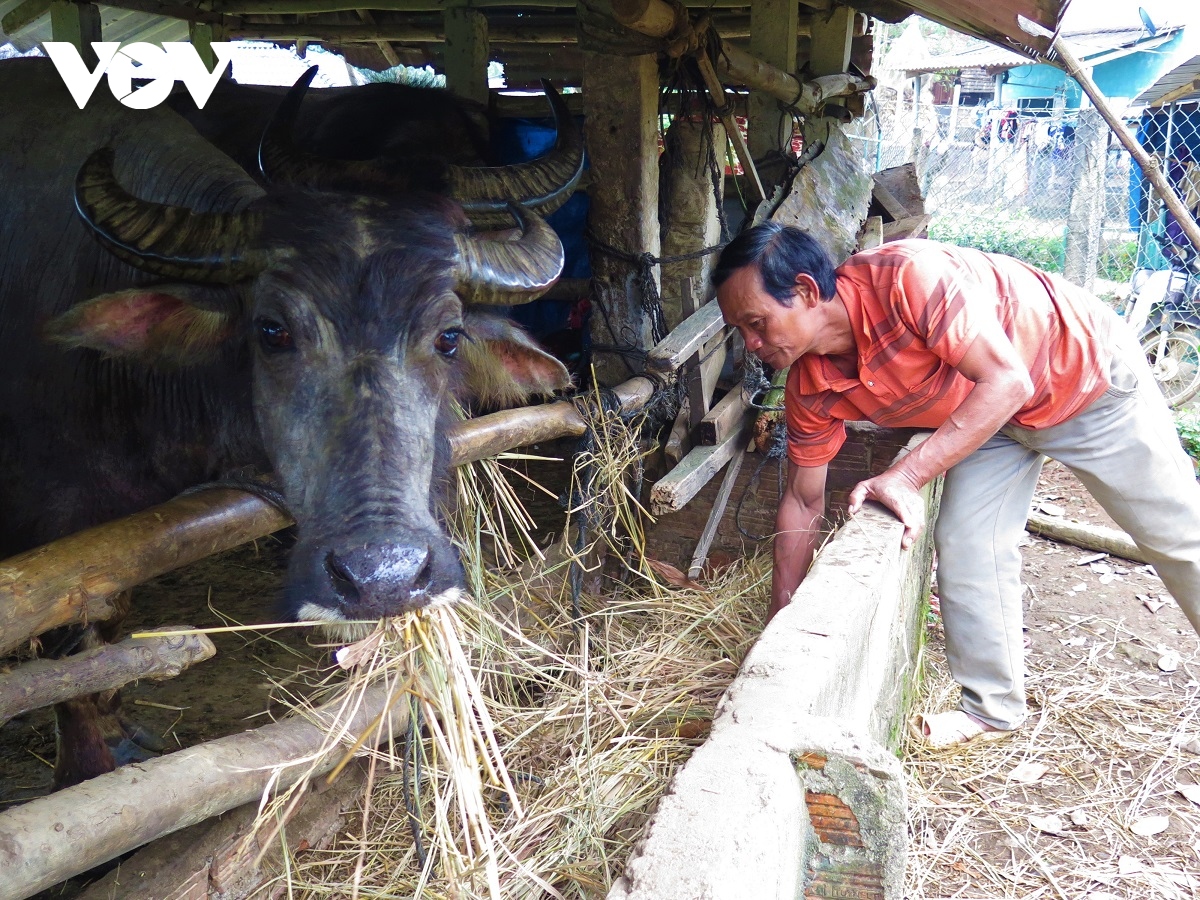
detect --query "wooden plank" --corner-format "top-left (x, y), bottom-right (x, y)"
top-left (858, 215), bottom-right (884, 251)
top-left (881, 213), bottom-right (931, 243)
top-left (2, 0), bottom-right (51, 34)
top-left (650, 408), bottom-right (753, 516)
top-left (688, 447), bottom-right (747, 580)
top-left (646, 300), bottom-right (726, 374)
top-left (808, 4), bottom-right (854, 76)
top-left (870, 179), bottom-right (909, 221)
top-left (872, 163), bottom-right (924, 217)
top-left (50, 0), bottom-right (102, 67)
top-left (747, 0), bottom-right (797, 162)
top-left (443, 5), bottom-right (489, 106)
top-left (697, 387), bottom-right (749, 446)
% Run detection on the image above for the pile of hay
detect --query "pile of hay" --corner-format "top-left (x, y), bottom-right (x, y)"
top-left (250, 397), bottom-right (767, 898)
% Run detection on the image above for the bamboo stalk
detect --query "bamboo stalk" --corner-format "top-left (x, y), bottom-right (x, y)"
top-left (0, 683), bottom-right (407, 900)
top-left (1050, 36), bottom-right (1200, 257)
top-left (0, 630), bottom-right (216, 726)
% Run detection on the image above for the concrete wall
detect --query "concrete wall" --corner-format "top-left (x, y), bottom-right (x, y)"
top-left (615, 431), bottom-right (939, 900)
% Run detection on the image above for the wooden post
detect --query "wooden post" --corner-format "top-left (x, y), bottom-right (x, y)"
top-left (1064, 107), bottom-right (1107, 290)
top-left (808, 4), bottom-right (854, 78)
top-left (747, 0), bottom-right (798, 164)
top-left (443, 4), bottom-right (490, 106)
top-left (49, 0), bottom-right (101, 69)
top-left (583, 50), bottom-right (660, 385)
top-left (660, 118), bottom-right (726, 330)
top-left (189, 21), bottom-right (217, 71)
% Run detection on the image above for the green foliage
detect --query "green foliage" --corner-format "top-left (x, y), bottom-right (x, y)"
top-left (929, 212), bottom-right (1065, 273)
top-left (1176, 410), bottom-right (1200, 465)
top-left (928, 214), bottom-right (1138, 283)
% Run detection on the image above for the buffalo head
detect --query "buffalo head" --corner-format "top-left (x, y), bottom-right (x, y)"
top-left (45, 141), bottom-right (574, 622)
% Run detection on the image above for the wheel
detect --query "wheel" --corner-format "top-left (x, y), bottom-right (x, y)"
top-left (1140, 329), bottom-right (1200, 407)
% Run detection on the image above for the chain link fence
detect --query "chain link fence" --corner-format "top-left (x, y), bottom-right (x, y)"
top-left (845, 93), bottom-right (1200, 306)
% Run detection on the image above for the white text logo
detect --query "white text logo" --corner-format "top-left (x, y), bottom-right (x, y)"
top-left (44, 42), bottom-right (234, 110)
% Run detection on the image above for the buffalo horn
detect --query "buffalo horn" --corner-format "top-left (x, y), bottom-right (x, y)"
top-left (455, 203), bottom-right (564, 306)
top-left (75, 149), bottom-right (268, 284)
top-left (257, 68), bottom-right (416, 191)
top-left (446, 80), bottom-right (585, 230)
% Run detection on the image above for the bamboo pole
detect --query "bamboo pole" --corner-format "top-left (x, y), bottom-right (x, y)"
top-left (0, 630), bottom-right (216, 726)
top-left (0, 682), bottom-right (407, 900)
top-left (1051, 36), bottom-right (1200, 257)
top-left (0, 376), bottom-right (656, 655)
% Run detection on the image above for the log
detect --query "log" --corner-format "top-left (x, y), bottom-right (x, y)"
top-left (697, 387), bottom-right (749, 446)
top-left (1025, 512), bottom-right (1147, 564)
top-left (687, 446), bottom-right (746, 580)
top-left (0, 629), bottom-right (216, 726)
top-left (646, 300), bottom-right (726, 374)
top-left (0, 491), bottom-right (291, 658)
top-left (76, 762), bottom-right (370, 900)
top-left (650, 406), bottom-right (753, 515)
top-left (0, 682), bottom-right (408, 900)
top-left (0, 376), bottom-right (657, 656)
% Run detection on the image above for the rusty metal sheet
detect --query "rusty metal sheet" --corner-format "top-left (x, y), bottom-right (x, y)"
top-left (862, 0), bottom-right (1071, 59)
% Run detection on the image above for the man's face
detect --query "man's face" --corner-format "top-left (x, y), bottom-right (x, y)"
top-left (716, 265), bottom-right (822, 370)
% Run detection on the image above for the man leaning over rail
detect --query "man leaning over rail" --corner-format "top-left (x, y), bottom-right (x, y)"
top-left (712, 223), bottom-right (1200, 749)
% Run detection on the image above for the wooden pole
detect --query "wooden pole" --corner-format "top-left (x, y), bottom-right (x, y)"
top-left (0, 682), bottom-right (408, 900)
top-left (49, 0), bottom-right (102, 68)
top-left (443, 4), bottom-right (490, 106)
top-left (583, 51), bottom-right (660, 385)
top-left (0, 375), bottom-right (657, 656)
top-left (1025, 512), bottom-right (1147, 564)
top-left (1051, 35), bottom-right (1200, 257)
top-left (0, 630), bottom-right (216, 726)
top-left (747, 0), bottom-right (797, 163)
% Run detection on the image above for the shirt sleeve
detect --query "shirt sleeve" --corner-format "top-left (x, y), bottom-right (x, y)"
top-left (892, 250), bottom-right (985, 368)
top-left (784, 364), bottom-right (846, 466)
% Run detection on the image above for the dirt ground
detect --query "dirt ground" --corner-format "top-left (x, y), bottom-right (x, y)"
top-left (905, 460), bottom-right (1200, 899)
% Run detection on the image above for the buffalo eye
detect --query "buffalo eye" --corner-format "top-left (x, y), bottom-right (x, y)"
top-left (256, 318), bottom-right (294, 353)
top-left (434, 328), bottom-right (465, 359)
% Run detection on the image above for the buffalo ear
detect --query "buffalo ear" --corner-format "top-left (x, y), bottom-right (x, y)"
top-left (45, 287), bottom-right (236, 366)
top-left (458, 311), bottom-right (572, 408)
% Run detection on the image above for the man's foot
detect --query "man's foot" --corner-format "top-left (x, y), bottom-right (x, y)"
top-left (908, 710), bottom-right (1015, 749)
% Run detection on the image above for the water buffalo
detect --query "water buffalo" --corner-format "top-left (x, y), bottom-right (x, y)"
top-left (0, 58), bottom-right (579, 785)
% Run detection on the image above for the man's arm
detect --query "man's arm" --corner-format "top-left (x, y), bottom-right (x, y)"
top-left (847, 314), bottom-right (1034, 547)
top-left (771, 459), bottom-right (828, 622)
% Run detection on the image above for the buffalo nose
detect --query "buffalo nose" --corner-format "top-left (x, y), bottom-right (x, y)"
top-left (323, 543), bottom-right (434, 606)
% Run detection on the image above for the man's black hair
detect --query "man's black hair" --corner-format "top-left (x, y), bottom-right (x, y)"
top-left (711, 222), bottom-right (837, 306)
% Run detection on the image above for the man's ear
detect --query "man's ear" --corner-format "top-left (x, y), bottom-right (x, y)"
top-left (791, 272), bottom-right (823, 308)
top-left (45, 287), bottom-right (237, 366)
top-left (458, 311), bottom-right (573, 408)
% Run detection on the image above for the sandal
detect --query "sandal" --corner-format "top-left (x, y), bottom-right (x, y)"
top-left (909, 711), bottom-right (1014, 749)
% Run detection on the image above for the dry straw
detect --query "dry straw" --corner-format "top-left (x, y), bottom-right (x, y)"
top-left (245, 393), bottom-right (766, 898)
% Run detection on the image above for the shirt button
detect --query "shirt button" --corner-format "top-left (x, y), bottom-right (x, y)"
top-left (867, 380), bottom-right (874, 386)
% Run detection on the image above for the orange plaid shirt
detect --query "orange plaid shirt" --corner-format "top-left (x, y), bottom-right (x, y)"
top-left (785, 240), bottom-right (1117, 466)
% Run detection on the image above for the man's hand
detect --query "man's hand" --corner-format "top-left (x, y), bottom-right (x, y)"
top-left (847, 468), bottom-right (926, 550)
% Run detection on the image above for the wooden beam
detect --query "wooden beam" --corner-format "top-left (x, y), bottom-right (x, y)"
top-left (213, 0), bottom-right (768, 12)
top-left (2, 0), bottom-right (52, 35)
top-left (226, 20), bottom-right (578, 43)
top-left (687, 446), bottom-right (746, 580)
top-left (83, 0), bottom-right (226, 25)
top-left (646, 299), bottom-right (726, 374)
top-left (189, 21), bottom-right (217, 70)
top-left (881, 213), bottom-right (931, 242)
top-left (1150, 77), bottom-right (1200, 109)
top-left (650, 408), bottom-right (753, 515)
top-left (697, 387), bottom-right (749, 446)
top-left (0, 630), bottom-right (215, 726)
top-left (356, 8), bottom-right (402, 68)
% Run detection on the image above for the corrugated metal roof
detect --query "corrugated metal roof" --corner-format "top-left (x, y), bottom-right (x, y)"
top-left (902, 24), bottom-right (1182, 75)
top-left (1134, 54), bottom-right (1200, 107)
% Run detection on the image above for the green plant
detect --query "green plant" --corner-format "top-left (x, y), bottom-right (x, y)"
top-left (928, 212), bottom-right (1066, 273)
top-left (1176, 410), bottom-right (1200, 466)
